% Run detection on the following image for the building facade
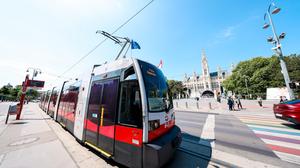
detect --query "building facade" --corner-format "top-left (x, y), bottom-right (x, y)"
top-left (182, 50), bottom-right (232, 98)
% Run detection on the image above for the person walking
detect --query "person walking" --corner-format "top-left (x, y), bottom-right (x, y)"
top-left (237, 96), bottom-right (243, 110)
top-left (227, 96), bottom-right (234, 111)
top-left (257, 96), bottom-right (263, 107)
top-left (217, 92), bottom-right (221, 103)
top-left (279, 96), bottom-right (284, 103)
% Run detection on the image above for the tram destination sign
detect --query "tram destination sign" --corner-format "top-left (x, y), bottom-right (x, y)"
top-left (28, 80), bottom-right (45, 88)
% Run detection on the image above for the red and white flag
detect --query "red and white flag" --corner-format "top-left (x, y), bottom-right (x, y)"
top-left (157, 59), bottom-right (163, 69)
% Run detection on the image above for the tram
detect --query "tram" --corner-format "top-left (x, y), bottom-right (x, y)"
top-left (39, 58), bottom-right (182, 168)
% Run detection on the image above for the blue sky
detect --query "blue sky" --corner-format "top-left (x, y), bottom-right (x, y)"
top-left (0, 0), bottom-right (299, 89)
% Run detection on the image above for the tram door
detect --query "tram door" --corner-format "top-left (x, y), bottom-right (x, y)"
top-left (85, 78), bottom-right (119, 155)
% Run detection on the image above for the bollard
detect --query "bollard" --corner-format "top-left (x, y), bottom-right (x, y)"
top-left (176, 102), bottom-right (178, 108)
top-left (185, 102), bottom-right (188, 109)
top-left (208, 102), bottom-right (212, 110)
top-left (196, 102), bottom-right (199, 109)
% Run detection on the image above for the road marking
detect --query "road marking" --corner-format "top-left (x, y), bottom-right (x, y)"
top-left (267, 144), bottom-right (300, 156)
top-left (248, 124), bottom-right (300, 133)
top-left (243, 122), bottom-right (291, 129)
top-left (212, 150), bottom-right (279, 168)
top-left (253, 130), bottom-right (300, 140)
top-left (256, 133), bottom-right (300, 144)
top-left (273, 151), bottom-right (300, 165)
top-left (250, 126), bottom-right (300, 136)
top-left (199, 114), bottom-right (215, 148)
top-left (237, 113), bottom-right (300, 165)
top-left (262, 139), bottom-right (300, 150)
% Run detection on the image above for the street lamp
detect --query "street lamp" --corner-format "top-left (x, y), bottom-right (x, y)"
top-left (26, 67), bottom-right (42, 80)
top-left (262, 2), bottom-right (295, 100)
top-left (243, 75), bottom-right (250, 99)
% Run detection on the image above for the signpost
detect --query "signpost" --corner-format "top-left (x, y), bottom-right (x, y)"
top-left (16, 75), bottom-right (44, 120)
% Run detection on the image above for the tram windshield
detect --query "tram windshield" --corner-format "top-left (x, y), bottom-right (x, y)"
top-left (138, 60), bottom-right (172, 112)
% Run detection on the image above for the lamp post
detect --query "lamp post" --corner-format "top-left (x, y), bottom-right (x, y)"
top-left (16, 68), bottom-right (42, 120)
top-left (243, 75), bottom-right (249, 99)
top-left (263, 2), bottom-right (295, 100)
top-left (26, 67), bottom-right (42, 80)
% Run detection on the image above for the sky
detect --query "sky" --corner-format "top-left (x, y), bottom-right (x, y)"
top-left (0, 0), bottom-right (300, 89)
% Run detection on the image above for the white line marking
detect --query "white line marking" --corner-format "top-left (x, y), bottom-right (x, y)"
top-left (273, 151), bottom-right (300, 165)
top-left (199, 115), bottom-right (215, 148)
top-left (247, 124), bottom-right (300, 133)
top-left (253, 130), bottom-right (300, 140)
top-left (212, 150), bottom-right (279, 168)
top-left (261, 139), bottom-right (300, 150)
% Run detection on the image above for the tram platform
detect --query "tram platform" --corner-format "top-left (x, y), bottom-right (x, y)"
top-left (0, 102), bottom-right (116, 168)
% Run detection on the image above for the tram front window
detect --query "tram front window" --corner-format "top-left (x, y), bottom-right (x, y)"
top-left (139, 60), bottom-right (172, 112)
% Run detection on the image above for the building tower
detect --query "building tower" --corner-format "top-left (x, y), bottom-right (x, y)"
top-left (201, 49), bottom-right (212, 90)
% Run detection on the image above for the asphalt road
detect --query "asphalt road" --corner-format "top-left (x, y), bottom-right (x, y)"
top-left (175, 109), bottom-right (299, 167)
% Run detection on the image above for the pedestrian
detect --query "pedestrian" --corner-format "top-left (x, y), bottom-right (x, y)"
top-left (227, 96), bottom-right (233, 111)
top-left (237, 96), bottom-right (243, 109)
top-left (279, 96), bottom-right (284, 103)
top-left (257, 96), bottom-right (263, 107)
top-left (217, 92), bottom-right (221, 103)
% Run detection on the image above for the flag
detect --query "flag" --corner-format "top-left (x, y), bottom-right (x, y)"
top-left (157, 59), bottom-right (163, 69)
top-left (131, 40), bottom-right (141, 49)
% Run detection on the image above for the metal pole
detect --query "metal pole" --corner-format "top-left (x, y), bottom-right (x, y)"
top-left (266, 11), bottom-right (295, 99)
top-left (245, 77), bottom-right (249, 99)
top-left (115, 40), bottom-right (129, 60)
top-left (32, 69), bottom-right (35, 80)
top-left (16, 75), bottom-right (29, 120)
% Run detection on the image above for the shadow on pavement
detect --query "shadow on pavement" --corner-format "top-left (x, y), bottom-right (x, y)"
top-left (282, 123), bottom-right (300, 130)
top-left (10, 121), bottom-right (28, 125)
top-left (165, 132), bottom-right (212, 168)
top-left (21, 118), bottom-right (52, 121)
top-left (82, 144), bottom-right (127, 168)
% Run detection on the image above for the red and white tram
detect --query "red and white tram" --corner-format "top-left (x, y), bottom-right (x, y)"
top-left (39, 58), bottom-right (182, 168)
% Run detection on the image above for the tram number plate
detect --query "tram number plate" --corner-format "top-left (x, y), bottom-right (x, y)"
top-left (92, 113), bottom-right (98, 118)
top-left (132, 139), bottom-right (139, 145)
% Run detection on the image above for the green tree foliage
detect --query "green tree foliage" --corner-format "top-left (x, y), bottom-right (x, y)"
top-left (167, 80), bottom-right (184, 98)
top-left (223, 54), bottom-right (300, 97)
top-left (0, 84), bottom-right (39, 101)
top-left (0, 85), bottom-right (10, 95)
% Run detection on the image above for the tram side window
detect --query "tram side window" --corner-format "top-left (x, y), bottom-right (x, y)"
top-left (118, 67), bottom-right (142, 127)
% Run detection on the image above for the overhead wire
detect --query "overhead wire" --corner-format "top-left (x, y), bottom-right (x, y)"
top-left (59, 0), bottom-right (155, 77)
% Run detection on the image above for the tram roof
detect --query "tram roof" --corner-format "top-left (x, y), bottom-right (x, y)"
top-left (93, 57), bottom-right (135, 76)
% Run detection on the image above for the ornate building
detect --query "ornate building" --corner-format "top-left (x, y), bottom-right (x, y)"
top-left (182, 50), bottom-right (232, 98)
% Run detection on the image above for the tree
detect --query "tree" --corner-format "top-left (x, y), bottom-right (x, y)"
top-left (0, 84), bottom-right (40, 101)
top-left (0, 86), bottom-right (9, 95)
top-left (167, 80), bottom-right (184, 98)
top-left (26, 89), bottom-right (39, 100)
top-left (223, 54), bottom-right (300, 98)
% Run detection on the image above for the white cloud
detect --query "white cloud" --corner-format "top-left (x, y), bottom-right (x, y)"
top-left (223, 26), bottom-right (235, 38)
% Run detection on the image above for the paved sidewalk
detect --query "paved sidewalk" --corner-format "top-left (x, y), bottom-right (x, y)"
top-left (0, 103), bottom-right (117, 168)
top-left (174, 98), bottom-right (277, 114)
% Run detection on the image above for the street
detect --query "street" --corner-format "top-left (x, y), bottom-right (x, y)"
top-left (174, 98), bottom-right (300, 167)
top-left (1, 101), bottom-right (300, 168)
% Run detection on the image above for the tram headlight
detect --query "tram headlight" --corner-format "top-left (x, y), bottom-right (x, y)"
top-left (149, 120), bottom-right (160, 131)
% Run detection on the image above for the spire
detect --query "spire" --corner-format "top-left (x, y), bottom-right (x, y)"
top-left (201, 49), bottom-right (209, 77)
top-left (217, 65), bottom-right (222, 77)
top-left (201, 49), bottom-right (207, 61)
